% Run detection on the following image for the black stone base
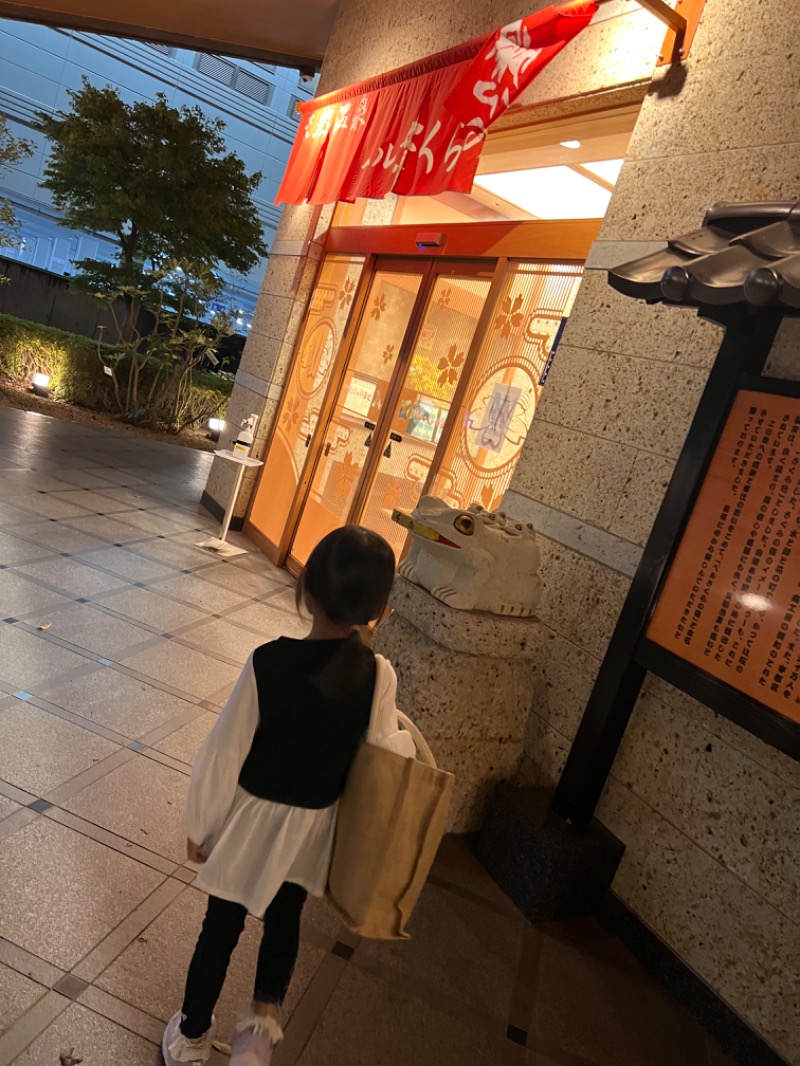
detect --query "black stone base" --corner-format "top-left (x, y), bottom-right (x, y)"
top-left (200, 490), bottom-right (244, 532)
top-left (473, 785), bottom-right (624, 923)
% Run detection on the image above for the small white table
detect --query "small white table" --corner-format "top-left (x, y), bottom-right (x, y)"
top-left (196, 449), bottom-right (263, 559)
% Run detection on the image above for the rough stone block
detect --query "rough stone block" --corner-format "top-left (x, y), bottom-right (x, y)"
top-left (474, 785), bottom-right (625, 922)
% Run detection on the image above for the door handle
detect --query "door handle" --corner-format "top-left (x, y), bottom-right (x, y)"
top-left (305, 433), bottom-right (311, 448)
top-left (324, 442), bottom-right (331, 457)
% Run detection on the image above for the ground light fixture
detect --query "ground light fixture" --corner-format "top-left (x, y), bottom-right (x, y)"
top-left (32, 372), bottom-right (50, 397)
top-left (208, 417), bottom-right (225, 442)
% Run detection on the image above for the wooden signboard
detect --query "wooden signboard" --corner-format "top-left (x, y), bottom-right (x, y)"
top-left (646, 389), bottom-right (800, 726)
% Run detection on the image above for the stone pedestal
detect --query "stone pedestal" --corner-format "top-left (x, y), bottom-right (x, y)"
top-left (474, 785), bottom-right (625, 922)
top-left (373, 575), bottom-right (546, 832)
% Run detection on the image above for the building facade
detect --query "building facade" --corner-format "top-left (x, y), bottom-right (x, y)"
top-left (0, 19), bottom-right (318, 325)
top-left (203, 1), bottom-right (799, 1062)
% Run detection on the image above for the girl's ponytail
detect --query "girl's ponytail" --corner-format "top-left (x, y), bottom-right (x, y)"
top-left (310, 628), bottom-right (375, 700)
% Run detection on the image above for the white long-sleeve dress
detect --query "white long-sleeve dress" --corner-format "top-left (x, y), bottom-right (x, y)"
top-left (184, 647), bottom-right (410, 918)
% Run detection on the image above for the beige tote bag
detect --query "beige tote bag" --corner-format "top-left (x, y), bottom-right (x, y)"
top-left (326, 659), bottom-right (455, 940)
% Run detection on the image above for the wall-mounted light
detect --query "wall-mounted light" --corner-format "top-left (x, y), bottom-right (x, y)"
top-left (32, 372), bottom-right (50, 397)
top-left (560, 140), bottom-right (581, 149)
top-left (208, 417), bottom-right (225, 442)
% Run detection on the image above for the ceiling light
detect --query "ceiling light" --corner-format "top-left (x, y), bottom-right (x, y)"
top-left (474, 166), bottom-right (613, 220)
top-left (560, 139), bottom-right (581, 149)
top-left (581, 159), bottom-right (625, 184)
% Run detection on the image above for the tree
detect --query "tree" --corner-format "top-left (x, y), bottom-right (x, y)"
top-left (35, 80), bottom-right (266, 335)
top-left (0, 116), bottom-right (33, 266)
top-left (96, 260), bottom-right (234, 428)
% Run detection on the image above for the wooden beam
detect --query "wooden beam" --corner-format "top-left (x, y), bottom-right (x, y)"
top-left (0, 0), bottom-right (334, 68)
top-left (324, 219), bottom-right (601, 261)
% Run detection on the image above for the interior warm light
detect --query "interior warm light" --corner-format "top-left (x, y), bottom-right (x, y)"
top-left (560, 139), bottom-right (581, 149)
top-left (581, 158), bottom-right (625, 184)
top-left (474, 166), bottom-right (613, 219)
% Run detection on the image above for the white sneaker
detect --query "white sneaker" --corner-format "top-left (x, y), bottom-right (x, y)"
top-left (228, 1012), bottom-right (283, 1066)
top-left (162, 1012), bottom-right (213, 1065)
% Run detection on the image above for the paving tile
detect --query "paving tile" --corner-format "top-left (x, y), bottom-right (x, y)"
top-left (114, 508), bottom-right (193, 536)
top-left (0, 626), bottom-right (90, 690)
top-left (147, 573), bottom-right (251, 614)
top-left (0, 794), bottom-right (22, 820)
top-left (0, 702), bottom-right (119, 795)
top-left (52, 470), bottom-right (117, 490)
top-left (193, 561), bottom-right (282, 598)
top-left (48, 489), bottom-right (132, 514)
top-left (0, 961), bottom-right (46, 1031)
top-left (23, 604), bottom-right (153, 658)
top-left (526, 921), bottom-right (712, 1066)
top-left (97, 887), bottom-right (325, 1041)
top-left (74, 546), bottom-right (177, 583)
top-left (296, 967), bottom-right (507, 1066)
top-left (11, 1002), bottom-right (157, 1066)
top-left (43, 668), bottom-right (196, 738)
top-left (16, 558), bottom-right (128, 599)
top-left (120, 641), bottom-right (240, 699)
top-left (176, 618), bottom-right (263, 665)
top-left (91, 486), bottom-right (159, 509)
top-left (152, 712), bottom-right (217, 765)
top-left (2, 493), bottom-right (94, 520)
top-left (263, 585), bottom-right (300, 613)
top-left (62, 514), bottom-right (149, 544)
top-left (0, 571), bottom-right (73, 617)
top-left (0, 499), bottom-right (52, 527)
top-left (0, 531), bottom-right (56, 566)
top-left (355, 881), bottom-right (523, 1021)
top-left (225, 600), bottom-right (307, 640)
top-left (94, 586), bottom-right (207, 631)
top-left (127, 536), bottom-right (209, 571)
top-left (10, 522), bottom-right (108, 554)
top-left (430, 834), bottom-right (523, 918)
top-left (0, 818), bottom-right (163, 969)
top-left (63, 756), bottom-right (189, 861)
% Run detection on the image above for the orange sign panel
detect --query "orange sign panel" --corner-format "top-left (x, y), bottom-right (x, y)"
top-left (647, 390), bottom-right (800, 724)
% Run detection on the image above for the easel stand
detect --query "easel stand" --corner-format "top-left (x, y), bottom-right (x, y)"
top-left (196, 449), bottom-right (263, 560)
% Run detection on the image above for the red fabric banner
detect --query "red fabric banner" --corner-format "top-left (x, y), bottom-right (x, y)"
top-left (276, 1), bottom-right (597, 206)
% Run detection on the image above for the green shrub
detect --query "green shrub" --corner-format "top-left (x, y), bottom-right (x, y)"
top-left (0, 312), bottom-right (232, 429)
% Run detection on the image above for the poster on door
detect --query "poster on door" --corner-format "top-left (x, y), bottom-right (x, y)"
top-left (477, 384), bottom-right (522, 454)
top-left (646, 389), bottom-right (800, 724)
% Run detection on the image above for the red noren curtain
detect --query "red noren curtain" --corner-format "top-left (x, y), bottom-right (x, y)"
top-left (275, 1), bottom-right (598, 206)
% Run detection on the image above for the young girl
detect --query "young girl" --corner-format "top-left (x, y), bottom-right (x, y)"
top-left (163, 525), bottom-right (402, 1066)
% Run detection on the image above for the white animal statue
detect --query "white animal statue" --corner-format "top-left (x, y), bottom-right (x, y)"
top-left (394, 496), bottom-right (542, 616)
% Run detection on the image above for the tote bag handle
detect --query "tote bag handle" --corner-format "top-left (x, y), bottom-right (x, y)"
top-left (396, 710), bottom-right (437, 769)
top-left (369, 656), bottom-right (437, 770)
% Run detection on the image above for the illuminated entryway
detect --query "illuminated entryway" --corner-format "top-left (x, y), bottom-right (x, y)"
top-left (247, 229), bottom-right (587, 569)
top-left (247, 108), bottom-right (639, 568)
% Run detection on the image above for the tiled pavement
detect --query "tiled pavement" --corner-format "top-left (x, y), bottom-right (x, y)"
top-left (0, 406), bottom-right (735, 1066)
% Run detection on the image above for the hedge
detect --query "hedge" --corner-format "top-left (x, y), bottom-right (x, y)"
top-left (0, 312), bottom-right (232, 429)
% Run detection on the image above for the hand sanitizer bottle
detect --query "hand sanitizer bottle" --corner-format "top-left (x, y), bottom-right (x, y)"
top-left (233, 415), bottom-right (257, 457)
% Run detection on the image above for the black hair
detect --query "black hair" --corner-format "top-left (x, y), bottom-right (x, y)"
top-left (297, 525), bottom-right (396, 699)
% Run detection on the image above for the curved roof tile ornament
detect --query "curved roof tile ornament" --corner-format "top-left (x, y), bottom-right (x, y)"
top-left (608, 201), bottom-right (800, 313)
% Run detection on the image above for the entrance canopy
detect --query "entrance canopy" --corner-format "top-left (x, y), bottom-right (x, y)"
top-left (276, 1), bottom-right (597, 206)
top-left (0, 0), bottom-right (336, 69)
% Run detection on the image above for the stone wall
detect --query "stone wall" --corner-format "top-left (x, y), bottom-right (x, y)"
top-left (204, 0), bottom-right (799, 1058)
top-left (505, 3), bottom-right (799, 1060)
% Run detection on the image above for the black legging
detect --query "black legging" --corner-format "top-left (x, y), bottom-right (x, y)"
top-left (180, 882), bottom-right (308, 1039)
